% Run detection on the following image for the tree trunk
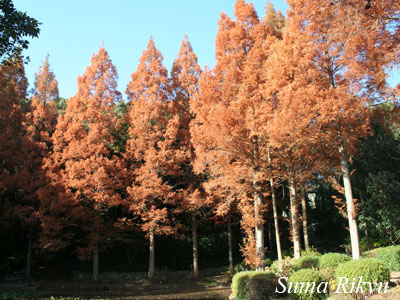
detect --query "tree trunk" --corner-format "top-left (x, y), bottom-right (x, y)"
top-left (92, 240), bottom-right (99, 281)
top-left (360, 196), bottom-right (370, 251)
top-left (148, 227), bottom-right (155, 278)
top-left (270, 178), bottom-right (282, 261)
top-left (365, 227), bottom-right (370, 251)
top-left (340, 147), bottom-right (361, 260)
top-left (254, 191), bottom-right (265, 269)
top-left (228, 215), bottom-right (234, 272)
top-left (253, 172), bottom-right (265, 269)
top-left (192, 213), bottom-right (199, 278)
top-left (267, 147), bottom-right (282, 261)
top-left (289, 174), bottom-right (301, 259)
top-left (300, 186), bottom-right (310, 251)
top-left (268, 222), bottom-right (273, 253)
top-left (25, 228), bottom-right (33, 281)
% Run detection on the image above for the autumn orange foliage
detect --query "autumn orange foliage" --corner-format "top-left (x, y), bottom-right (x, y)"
top-left (1, 0), bottom-right (399, 280)
top-left (125, 38), bottom-right (182, 278)
top-left (42, 47), bottom-right (125, 280)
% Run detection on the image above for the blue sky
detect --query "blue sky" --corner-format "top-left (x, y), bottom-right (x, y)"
top-left (13, 0), bottom-right (289, 99)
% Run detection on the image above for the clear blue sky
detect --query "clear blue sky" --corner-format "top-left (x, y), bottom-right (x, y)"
top-left (13, 0), bottom-right (289, 99)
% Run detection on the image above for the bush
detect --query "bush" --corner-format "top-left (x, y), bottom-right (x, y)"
top-left (301, 246), bottom-right (322, 257)
top-left (264, 257), bottom-right (273, 267)
top-left (293, 255), bottom-right (320, 270)
top-left (231, 271), bottom-right (277, 300)
top-left (318, 253), bottom-right (350, 269)
top-left (360, 237), bottom-right (388, 253)
top-left (362, 247), bottom-right (381, 258)
top-left (232, 272), bottom-right (251, 300)
top-left (376, 245), bottom-right (400, 271)
top-left (287, 269), bottom-right (326, 300)
top-left (318, 267), bottom-right (335, 283)
top-left (0, 256), bottom-right (24, 276)
top-left (234, 261), bottom-right (251, 274)
top-left (333, 258), bottom-right (390, 295)
top-left (0, 291), bottom-right (34, 299)
top-left (271, 256), bottom-right (296, 277)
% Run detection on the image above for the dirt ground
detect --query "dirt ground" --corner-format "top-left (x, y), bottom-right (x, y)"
top-left (1, 275), bottom-right (231, 300)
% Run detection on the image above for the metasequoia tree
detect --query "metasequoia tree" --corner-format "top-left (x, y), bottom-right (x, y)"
top-left (191, 68), bottom-right (242, 270)
top-left (26, 54), bottom-right (59, 173)
top-left (295, 0), bottom-right (399, 98)
top-left (45, 47), bottom-right (124, 280)
top-left (191, 0), bottom-right (280, 268)
top-left (264, 0), bottom-right (378, 259)
top-left (262, 13), bottom-right (333, 258)
top-left (200, 152), bottom-right (243, 272)
top-left (0, 58), bottom-right (35, 279)
top-left (290, 0), bottom-right (399, 259)
top-left (126, 38), bottom-right (181, 278)
top-left (0, 58), bottom-right (28, 196)
top-left (170, 35), bottom-right (203, 277)
top-left (236, 8), bottom-right (287, 261)
top-left (22, 55), bottom-right (59, 280)
top-left (264, 1), bottom-right (285, 38)
top-left (286, 0), bottom-right (392, 259)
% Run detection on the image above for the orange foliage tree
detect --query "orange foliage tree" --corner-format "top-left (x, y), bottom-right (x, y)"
top-left (22, 55), bottom-right (59, 279)
top-left (261, 17), bottom-right (327, 258)
top-left (170, 35), bottom-right (203, 277)
top-left (191, 0), bottom-right (281, 268)
top-left (263, 0), bottom-right (384, 259)
top-left (44, 47), bottom-right (125, 280)
top-left (125, 38), bottom-right (181, 278)
top-left (0, 58), bottom-right (35, 280)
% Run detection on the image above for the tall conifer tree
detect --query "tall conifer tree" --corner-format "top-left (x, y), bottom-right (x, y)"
top-left (46, 47), bottom-right (124, 280)
top-left (126, 38), bottom-right (180, 278)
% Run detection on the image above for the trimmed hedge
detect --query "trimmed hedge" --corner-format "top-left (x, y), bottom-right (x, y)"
top-left (318, 253), bottom-right (350, 283)
top-left (318, 267), bottom-right (335, 283)
top-left (231, 271), bottom-right (277, 300)
top-left (271, 256), bottom-right (296, 277)
top-left (376, 245), bottom-right (400, 271)
top-left (318, 253), bottom-right (350, 269)
top-left (287, 268), bottom-right (326, 300)
top-left (301, 246), bottom-right (322, 257)
top-left (362, 247), bottom-right (381, 258)
top-left (232, 271), bottom-right (251, 299)
top-left (293, 255), bottom-right (320, 270)
top-left (333, 258), bottom-right (390, 295)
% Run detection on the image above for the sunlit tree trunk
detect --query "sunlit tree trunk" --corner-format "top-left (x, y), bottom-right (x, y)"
top-left (192, 214), bottom-right (199, 278)
top-left (300, 186), bottom-right (310, 251)
top-left (289, 173), bottom-right (301, 259)
top-left (270, 178), bottom-right (282, 261)
top-left (340, 147), bottom-right (361, 259)
top-left (148, 227), bottom-right (155, 278)
top-left (267, 148), bottom-right (282, 261)
top-left (253, 172), bottom-right (265, 269)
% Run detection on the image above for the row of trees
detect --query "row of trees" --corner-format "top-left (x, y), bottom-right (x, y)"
top-left (1, 0), bottom-right (399, 281)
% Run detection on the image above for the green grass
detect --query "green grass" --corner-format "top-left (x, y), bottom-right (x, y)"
top-left (0, 290), bottom-right (34, 299)
top-left (202, 278), bottom-right (218, 286)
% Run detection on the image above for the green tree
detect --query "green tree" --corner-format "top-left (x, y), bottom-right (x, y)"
top-left (352, 118), bottom-right (400, 245)
top-left (0, 0), bottom-right (40, 63)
